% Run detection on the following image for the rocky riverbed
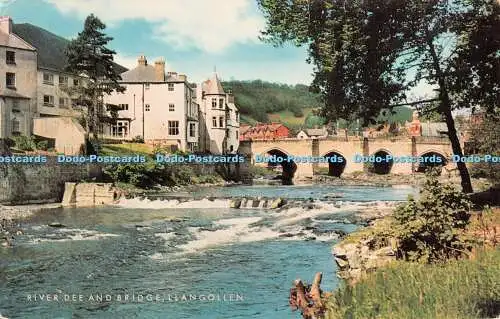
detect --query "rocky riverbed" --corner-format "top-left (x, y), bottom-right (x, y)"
top-left (0, 204), bottom-right (61, 247)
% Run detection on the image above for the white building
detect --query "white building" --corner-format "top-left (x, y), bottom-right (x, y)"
top-left (104, 56), bottom-right (199, 152)
top-left (0, 16), bottom-right (37, 138)
top-left (197, 73), bottom-right (240, 154)
top-left (296, 127), bottom-right (329, 139)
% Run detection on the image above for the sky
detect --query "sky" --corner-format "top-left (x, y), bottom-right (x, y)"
top-left (2, 0), bottom-right (437, 100)
top-left (2, 0), bottom-right (315, 85)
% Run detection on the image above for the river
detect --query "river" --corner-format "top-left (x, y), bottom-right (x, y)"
top-left (0, 185), bottom-right (415, 319)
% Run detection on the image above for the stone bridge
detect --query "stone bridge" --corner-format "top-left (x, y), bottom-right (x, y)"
top-left (240, 136), bottom-right (455, 181)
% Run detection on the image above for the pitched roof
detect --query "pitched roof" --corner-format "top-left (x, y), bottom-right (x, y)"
top-left (12, 23), bottom-right (127, 73)
top-left (120, 64), bottom-right (159, 83)
top-left (240, 125), bottom-right (251, 134)
top-left (202, 73), bottom-right (225, 95)
top-left (421, 122), bottom-right (448, 137)
top-left (0, 28), bottom-right (35, 50)
top-left (306, 128), bottom-right (327, 136)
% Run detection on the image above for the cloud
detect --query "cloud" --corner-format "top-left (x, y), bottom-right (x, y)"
top-left (43, 0), bottom-right (265, 53)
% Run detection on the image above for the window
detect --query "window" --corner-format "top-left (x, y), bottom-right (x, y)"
top-left (11, 119), bottom-right (20, 134)
top-left (6, 72), bottom-right (15, 88)
top-left (43, 95), bottom-right (54, 106)
top-left (145, 83), bottom-right (150, 90)
top-left (168, 121), bottom-right (179, 135)
top-left (189, 123), bottom-right (196, 137)
top-left (43, 73), bottom-right (54, 85)
top-left (212, 117), bottom-right (217, 128)
top-left (73, 79), bottom-right (80, 86)
top-left (59, 97), bottom-right (69, 108)
top-left (236, 131), bottom-right (239, 140)
top-left (111, 120), bottom-right (129, 138)
top-left (169, 103), bottom-right (175, 112)
top-left (145, 104), bottom-right (150, 112)
top-left (219, 116), bottom-right (224, 128)
top-left (59, 75), bottom-right (69, 87)
top-left (211, 98), bottom-right (217, 108)
top-left (12, 100), bottom-right (20, 112)
top-left (235, 111), bottom-right (239, 122)
top-left (168, 83), bottom-right (174, 91)
top-left (6, 51), bottom-right (15, 64)
top-left (219, 98), bottom-right (224, 108)
top-left (118, 104), bottom-right (129, 111)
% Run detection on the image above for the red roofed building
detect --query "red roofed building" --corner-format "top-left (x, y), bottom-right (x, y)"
top-left (240, 122), bottom-right (290, 141)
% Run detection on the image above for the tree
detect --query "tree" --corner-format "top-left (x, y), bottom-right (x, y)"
top-left (258, 0), bottom-right (499, 193)
top-left (65, 14), bottom-right (124, 151)
top-left (469, 112), bottom-right (500, 185)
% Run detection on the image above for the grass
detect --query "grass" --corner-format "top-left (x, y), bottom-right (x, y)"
top-left (326, 248), bottom-right (500, 319)
top-left (100, 143), bottom-right (155, 156)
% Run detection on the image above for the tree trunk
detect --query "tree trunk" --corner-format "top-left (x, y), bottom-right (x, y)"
top-left (426, 36), bottom-right (473, 193)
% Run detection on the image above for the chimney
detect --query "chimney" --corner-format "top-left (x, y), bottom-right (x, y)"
top-left (0, 16), bottom-right (13, 35)
top-left (178, 74), bottom-right (187, 82)
top-left (138, 55), bottom-right (147, 66)
top-left (154, 58), bottom-right (165, 81)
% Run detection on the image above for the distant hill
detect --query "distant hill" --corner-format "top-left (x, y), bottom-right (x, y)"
top-left (222, 80), bottom-right (413, 129)
top-left (222, 80), bottom-right (322, 125)
top-left (12, 23), bottom-right (127, 73)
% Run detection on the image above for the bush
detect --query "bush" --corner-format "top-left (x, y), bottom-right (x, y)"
top-left (36, 140), bottom-right (49, 151)
top-left (131, 135), bottom-right (144, 143)
top-left (392, 169), bottom-right (472, 263)
top-left (12, 135), bottom-right (36, 151)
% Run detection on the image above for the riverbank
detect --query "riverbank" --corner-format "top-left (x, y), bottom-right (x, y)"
top-left (327, 204), bottom-right (500, 318)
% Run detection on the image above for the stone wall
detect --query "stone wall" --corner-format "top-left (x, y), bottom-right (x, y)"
top-left (0, 157), bottom-right (101, 204)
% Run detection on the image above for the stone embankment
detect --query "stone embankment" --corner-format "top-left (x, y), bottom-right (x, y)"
top-left (62, 182), bottom-right (118, 207)
top-left (332, 218), bottom-right (397, 284)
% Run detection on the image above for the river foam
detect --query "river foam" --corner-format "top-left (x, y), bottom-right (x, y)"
top-left (114, 197), bottom-right (231, 209)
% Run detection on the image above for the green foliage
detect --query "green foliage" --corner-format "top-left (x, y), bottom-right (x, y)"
top-left (12, 135), bottom-right (36, 151)
top-left (65, 14), bottom-right (125, 140)
top-left (104, 162), bottom-right (222, 189)
top-left (36, 140), bottom-right (49, 151)
top-left (131, 135), bottom-right (144, 143)
top-left (258, 0), bottom-right (499, 193)
top-left (469, 113), bottom-right (500, 185)
top-left (392, 170), bottom-right (472, 263)
top-left (326, 248), bottom-right (500, 319)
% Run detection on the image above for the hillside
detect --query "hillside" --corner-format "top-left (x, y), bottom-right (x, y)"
top-left (222, 80), bottom-right (322, 127)
top-left (12, 23), bottom-right (127, 73)
top-left (222, 80), bottom-right (413, 130)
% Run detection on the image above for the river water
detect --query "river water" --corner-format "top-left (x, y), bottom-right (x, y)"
top-left (0, 185), bottom-right (415, 319)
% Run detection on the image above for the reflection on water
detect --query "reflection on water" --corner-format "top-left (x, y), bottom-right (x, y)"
top-left (0, 185), bottom-right (414, 319)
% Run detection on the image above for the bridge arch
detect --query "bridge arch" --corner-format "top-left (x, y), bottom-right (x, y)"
top-left (321, 150), bottom-right (347, 177)
top-left (257, 147), bottom-right (297, 185)
top-left (416, 149), bottom-right (449, 173)
top-left (370, 149), bottom-right (393, 175)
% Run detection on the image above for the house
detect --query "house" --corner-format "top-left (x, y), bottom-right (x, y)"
top-left (296, 127), bottom-right (328, 139)
top-left (240, 122), bottom-right (290, 141)
top-left (197, 73), bottom-right (240, 154)
top-left (0, 16), bottom-right (37, 138)
top-left (0, 17), bottom-right (128, 154)
top-left (104, 56), bottom-right (199, 152)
